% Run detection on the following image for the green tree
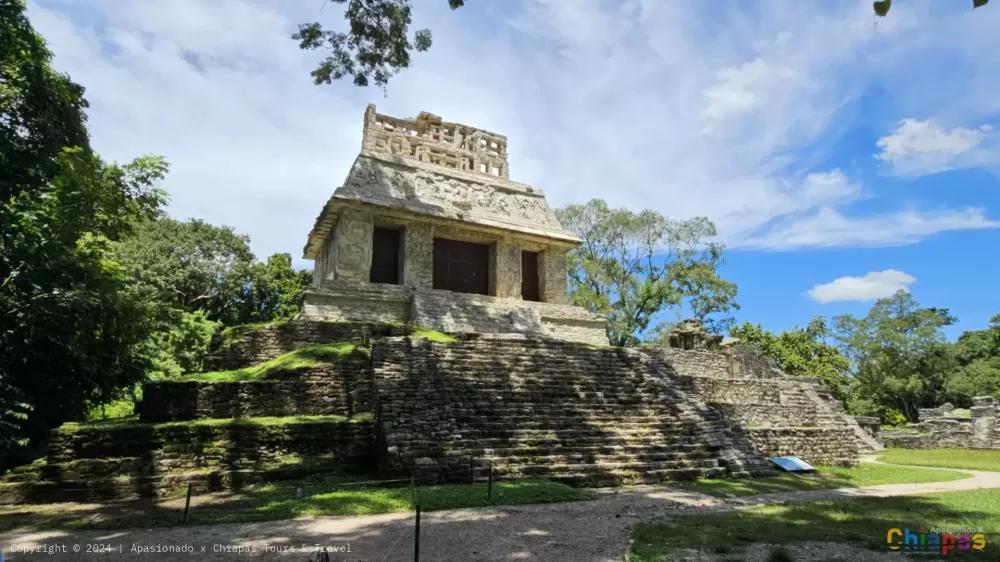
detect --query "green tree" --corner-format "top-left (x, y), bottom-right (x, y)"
top-left (557, 199), bottom-right (738, 347)
top-left (294, 0), bottom-right (465, 89)
top-left (237, 253), bottom-right (313, 324)
top-left (112, 218), bottom-right (256, 323)
top-left (833, 291), bottom-right (957, 422)
top-left (730, 317), bottom-right (851, 401)
top-left (2, 1), bottom-right (172, 458)
top-left (2, 148), bottom-right (168, 454)
top-left (873, 0), bottom-right (988, 17)
top-left (944, 314), bottom-right (1000, 403)
top-left (114, 219), bottom-right (313, 327)
top-left (0, 0), bottom-right (89, 203)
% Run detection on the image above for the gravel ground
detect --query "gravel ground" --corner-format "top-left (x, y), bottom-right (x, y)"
top-left (2, 463), bottom-right (999, 562)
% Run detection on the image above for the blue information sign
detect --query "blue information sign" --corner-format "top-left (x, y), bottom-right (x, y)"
top-left (771, 456), bottom-right (815, 472)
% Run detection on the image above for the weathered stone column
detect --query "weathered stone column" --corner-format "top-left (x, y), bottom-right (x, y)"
top-left (971, 396), bottom-right (997, 449)
top-left (491, 240), bottom-right (521, 299)
top-left (403, 223), bottom-right (434, 289)
top-left (539, 250), bottom-right (569, 304)
top-left (333, 209), bottom-right (373, 281)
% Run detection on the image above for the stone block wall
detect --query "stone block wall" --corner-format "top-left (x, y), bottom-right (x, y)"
top-left (300, 284), bottom-right (413, 326)
top-left (881, 397), bottom-right (1000, 450)
top-left (853, 416), bottom-right (881, 444)
top-left (746, 428), bottom-right (859, 466)
top-left (137, 366), bottom-right (373, 423)
top-left (0, 419), bottom-right (376, 502)
top-left (203, 320), bottom-right (405, 371)
top-left (728, 346), bottom-right (785, 379)
top-left (410, 290), bottom-right (608, 345)
top-left (716, 404), bottom-right (816, 428)
top-left (647, 348), bottom-right (735, 379)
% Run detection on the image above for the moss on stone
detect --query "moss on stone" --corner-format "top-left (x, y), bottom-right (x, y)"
top-left (217, 321), bottom-right (290, 348)
top-left (56, 414), bottom-right (369, 434)
top-left (183, 342), bottom-right (367, 382)
top-left (410, 327), bottom-right (458, 342)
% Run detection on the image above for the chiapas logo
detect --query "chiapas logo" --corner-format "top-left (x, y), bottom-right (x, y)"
top-left (888, 526), bottom-right (987, 555)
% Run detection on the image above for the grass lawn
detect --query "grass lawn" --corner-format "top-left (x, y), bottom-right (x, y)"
top-left (878, 448), bottom-right (1000, 472)
top-left (183, 343), bottom-right (367, 382)
top-left (632, 489), bottom-right (1000, 561)
top-left (0, 475), bottom-right (594, 531)
top-left (669, 463), bottom-right (970, 498)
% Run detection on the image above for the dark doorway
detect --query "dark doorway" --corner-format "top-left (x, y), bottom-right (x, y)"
top-left (433, 238), bottom-right (489, 295)
top-left (521, 250), bottom-right (540, 302)
top-left (370, 227), bottom-right (401, 284)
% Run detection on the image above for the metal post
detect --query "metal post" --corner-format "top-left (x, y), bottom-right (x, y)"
top-left (487, 461), bottom-right (493, 501)
top-left (414, 505), bottom-right (421, 562)
top-left (182, 483), bottom-right (193, 523)
top-left (410, 470), bottom-right (416, 507)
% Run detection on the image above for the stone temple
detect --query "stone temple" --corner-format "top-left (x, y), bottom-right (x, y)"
top-left (0, 108), bottom-right (882, 503)
top-left (300, 104), bottom-right (607, 345)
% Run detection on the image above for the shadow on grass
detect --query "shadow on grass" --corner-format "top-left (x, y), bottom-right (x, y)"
top-left (632, 489), bottom-right (1000, 561)
top-left (669, 463), bottom-right (971, 498)
top-left (0, 475), bottom-right (593, 532)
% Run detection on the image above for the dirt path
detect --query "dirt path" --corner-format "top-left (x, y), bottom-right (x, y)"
top-left (3, 461), bottom-right (999, 562)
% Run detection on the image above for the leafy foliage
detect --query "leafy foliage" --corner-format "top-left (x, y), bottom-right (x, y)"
top-left (944, 313), bottom-right (1000, 403)
top-left (112, 218), bottom-right (255, 322)
top-left (0, 0), bottom-right (89, 203)
top-left (113, 219), bottom-right (311, 328)
top-left (1, 147), bottom-right (168, 456)
top-left (874, 0), bottom-right (989, 18)
top-left (730, 317), bottom-right (851, 400)
top-left (294, 0), bottom-right (465, 89)
top-left (236, 253), bottom-right (313, 325)
top-left (558, 199), bottom-right (738, 347)
top-left (832, 291), bottom-right (957, 422)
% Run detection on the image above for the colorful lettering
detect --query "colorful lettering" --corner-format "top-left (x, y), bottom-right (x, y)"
top-left (887, 528), bottom-right (903, 550)
top-left (941, 533), bottom-right (956, 556)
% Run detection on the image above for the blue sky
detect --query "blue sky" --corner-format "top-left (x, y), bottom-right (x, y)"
top-left (26, 0), bottom-right (1000, 340)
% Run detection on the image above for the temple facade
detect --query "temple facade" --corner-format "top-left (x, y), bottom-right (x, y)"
top-left (301, 105), bottom-right (608, 345)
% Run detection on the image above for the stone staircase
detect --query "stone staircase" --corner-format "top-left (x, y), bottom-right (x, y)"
top-left (2, 321), bottom-right (868, 502)
top-left (374, 336), bottom-right (773, 486)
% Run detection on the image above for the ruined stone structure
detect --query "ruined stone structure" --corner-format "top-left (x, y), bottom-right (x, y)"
top-left (881, 398), bottom-right (1000, 450)
top-left (300, 105), bottom-right (607, 345)
top-left (1, 321), bottom-right (876, 501)
top-left (0, 111), bottom-right (874, 502)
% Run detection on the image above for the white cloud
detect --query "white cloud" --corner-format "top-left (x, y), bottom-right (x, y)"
top-left (875, 118), bottom-right (996, 176)
top-left (24, 0), bottom-right (1000, 263)
top-left (807, 270), bottom-right (916, 304)
top-left (701, 57), bottom-right (797, 124)
top-left (743, 206), bottom-right (1000, 250)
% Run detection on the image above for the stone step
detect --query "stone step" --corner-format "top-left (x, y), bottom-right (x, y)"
top-left (468, 442), bottom-right (719, 455)
top-left (474, 453), bottom-right (722, 468)
top-left (485, 464), bottom-right (728, 486)
top-left (446, 420), bottom-right (716, 431)
top-left (402, 439), bottom-right (718, 451)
